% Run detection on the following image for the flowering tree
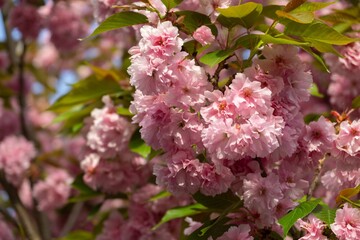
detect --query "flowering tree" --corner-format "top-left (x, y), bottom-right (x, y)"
top-left (0, 0), bottom-right (360, 239)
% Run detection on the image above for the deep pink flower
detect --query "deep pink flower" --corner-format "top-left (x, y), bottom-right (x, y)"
top-left (243, 172), bottom-right (283, 214)
top-left (10, 3), bottom-right (42, 39)
top-left (303, 116), bottom-right (336, 153)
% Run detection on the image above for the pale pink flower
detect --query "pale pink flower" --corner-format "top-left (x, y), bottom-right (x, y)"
top-left (33, 168), bottom-right (73, 211)
top-left (193, 26), bottom-right (215, 46)
top-left (138, 21), bottom-right (183, 59)
top-left (87, 96), bottom-right (134, 159)
top-left (154, 151), bottom-right (202, 195)
top-left (81, 153), bottom-right (149, 194)
top-left (243, 172), bottom-right (283, 214)
top-left (303, 116), bottom-right (336, 153)
top-left (336, 120), bottom-right (360, 156)
top-left (184, 217), bottom-right (202, 235)
top-left (217, 224), bottom-right (254, 240)
top-left (339, 41), bottom-right (360, 72)
top-left (0, 136), bottom-right (36, 186)
top-left (298, 215), bottom-right (327, 240)
top-left (331, 203), bottom-right (360, 240)
top-left (200, 163), bottom-right (234, 196)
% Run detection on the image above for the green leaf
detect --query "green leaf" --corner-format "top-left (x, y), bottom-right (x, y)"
top-left (72, 175), bottom-right (98, 194)
top-left (86, 12), bottom-right (148, 39)
top-left (312, 204), bottom-right (336, 225)
top-left (70, 175), bottom-right (103, 202)
top-left (301, 46), bottom-right (330, 73)
top-left (304, 113), bottom-right (321, 124)
top-left (193, 190), bottom-right (241, 210)
top-left (175, 11), bottom-right (216, 35)
top-left (283, 0), bottom-right (306, 12)
top-left (279, 198), bottom-right (321, 237)
top-left (352, 96), bottom-right (360, 109)
top-left (336, 185), bottom-right (360, 205)
top-left (58, 230), bottom-right (93, 240)
top-left (309, 83), bottom-right (324, 98)
top-left (188, 216), bottom-right (231, 240)
top-left (339, 195), bottom-right (360, 208)
top-left (150, 191), bottom-right (171, 201)
top-left (199, 49), bottom-right (233, 67)
top-left (262, 5), bottom-right (283, 20)
top-left (216, 2), bottom-right (262, 18)
top-left (284, 21), bottom-right (357, 45)
top-left (161, 0), bottom-right (183, 10)
top-left (233, 34), bottom-right (261, 49)
top-left (117, 107), bottom-right (133, 116)
top-left (311, 40), bottom-right (343, 57)
top-left (276, 10), bottom-right (314, 24)
top-left (259, 34), bottom-right (309, 46)
top-left (68, 192), bottom-right (102, 203)
top-left (49, 75), bottom-right (122, 111)
top-left (153, 203), bottom-right (207, 230)
top-left (291, 1), bottom-right (335, 13)
top-left (129, 129), bottom-right (151, 158)
top-left (216, 2), bottom-right (263, 28)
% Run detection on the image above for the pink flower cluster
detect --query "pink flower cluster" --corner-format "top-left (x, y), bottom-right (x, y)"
top-left (0, 136), bottom-right (36, 186)
top-left (81, 96), bottom-right (150, 194)
top-left (96, 184), bottom-right (185, 240)
top-left (33, 168), bottom-right (73, 211)
top-left (0, 218), bottom-right (15, 240)
top-left (9, 3), bottom-right (42, 40)
top-left (48, 2), bottom-right (87, 51)
top-left (0, 100), bottom-right (19, 141)
top-left (326, 40), bottom-right (360, 112)
top-left (331, 203), bottom-right (360, 240)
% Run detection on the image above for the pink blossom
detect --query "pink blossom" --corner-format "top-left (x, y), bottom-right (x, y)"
top-left (0, 136), bottom-right (36, 186)
top-left (81, 153), bottom-right (149, 194)
top-left (48, 2), bottom-right (87, 51)
top-left (184, 217), bottom-right (202, 235)
top-left (331, 203), bottom-right (360, 240)
top-left (86, 96), bottom-right (134, 159)
top-left (200, 163), bottom-right (235, 196)
top-left (96, 211), bottom-right (124, 240)
top-left (193, 26), bottom-right (215, 46)
top-left (10, 3), bottom-right (42, 39)
top-left (339, 41), bottom-right (360, 72)
top-left (303, 116), bottom-right (336, 153)
top-left (154, 152), bottom-right (202, 195)
top-left (0, 218), bottom-right (15, 240)
top-left (0, 52), bottom-right (9, 71)
top-left (33, 168), bottom-right (73, 211)
top-left (336, 120), bottom-right (360, 156)
top-left (0, 100), bottom-right (19, 141)
top-left (138, 21), bottom-right (183, 60)
top-left (217, 224), bottom-right (254, 240)
top-left (243, 172), bottom-right (283, 217)
top-left (298, 215), bottom-right (327, 240)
